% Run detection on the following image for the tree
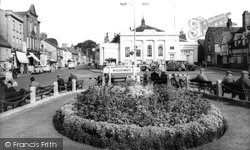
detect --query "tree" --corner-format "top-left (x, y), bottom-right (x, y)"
top-left (46, 38), bottom-right (58, 46)
top-left (40, 32), bottom-right (48, 40)
top-left (75, 40), bottom-right (97, 62)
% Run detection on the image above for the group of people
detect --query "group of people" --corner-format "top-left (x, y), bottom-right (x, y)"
top-left (0, 73), bottom-right (78, 95)
top-left (191, 68), bottom-right (250, 90)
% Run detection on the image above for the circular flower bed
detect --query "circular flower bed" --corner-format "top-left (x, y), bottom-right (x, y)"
top-left (53, 82), bottom-right (227, 150)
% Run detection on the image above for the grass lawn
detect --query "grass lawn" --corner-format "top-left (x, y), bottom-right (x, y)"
top-left (191, 97), bottom-right (250, 150)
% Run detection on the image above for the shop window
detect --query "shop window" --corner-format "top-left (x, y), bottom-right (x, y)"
top-left (147, 45), bottom-right (152, 57)
top-left (158, 45), bottom-right (163, 57)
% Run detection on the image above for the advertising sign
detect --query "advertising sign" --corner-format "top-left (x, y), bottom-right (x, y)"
top-left (103, 66), bottom-right (140, 73)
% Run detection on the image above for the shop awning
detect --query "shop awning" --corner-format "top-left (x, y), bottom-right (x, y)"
top-left (16, 51), bottom-right (29, 64)
top-left (29, 53), bottom-right (40, 62)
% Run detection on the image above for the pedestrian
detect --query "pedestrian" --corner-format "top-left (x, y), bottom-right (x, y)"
top-left (222, 71), bottom-right (235, 83)
top-left (191, 68), bottom-right (208, 81)
top-left (235, 70), bottom-right (250, 100)
top-left (151, 70), bottom-right (160, 78)
top-left (29, 77), bottom-right (40, 90)
top-left (236, 70), bottom-right (250, 88)
top-left (5, 80), bottom-right (16, 94)
top-left (57, 74), bottom-right (65, 92)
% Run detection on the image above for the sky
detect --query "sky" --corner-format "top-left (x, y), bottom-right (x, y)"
top-left (1, 0), bottom-right (250, 46)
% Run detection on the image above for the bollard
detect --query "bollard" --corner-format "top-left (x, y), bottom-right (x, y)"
top-left (53, 82), bottom-right (58, 96)
top-left (72, 79), bottom-right (76, 92)
top-left (186, 75), bottom-right (190, 90)
top-left (167, 74), bottom-right (172, 86)
top-left (216, 80), bottom-right (222, 97)
top-left (136, 76), bottom-right (140, 83)
top-left (102, 75), bottom-right (105, 86)
top-left (30, 86), bottom-right (36, 104)
top-left (108, 66), bottom-right (111, 86)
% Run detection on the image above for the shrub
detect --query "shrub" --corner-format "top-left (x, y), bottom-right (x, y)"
top-left (53, 82), bottom-right (227, 150)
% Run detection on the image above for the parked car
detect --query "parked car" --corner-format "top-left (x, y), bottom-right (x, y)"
top-left (42, 65), bottom-right (51, 73)
top-left (68, 61), bottom-right (76, 69)
top-left (33, 65), bottom-right (44, 74)
top-left (165, 60), bottom-right (196, 71)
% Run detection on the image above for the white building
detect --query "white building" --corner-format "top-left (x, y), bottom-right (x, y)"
top-left (97, 18), bottom-right (198, 66)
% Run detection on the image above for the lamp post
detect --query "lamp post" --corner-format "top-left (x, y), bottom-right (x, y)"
top-left (120, 2), bottom-right (148, 77)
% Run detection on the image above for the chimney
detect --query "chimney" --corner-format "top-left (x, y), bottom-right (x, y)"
top-left (62, 43), bottom-right (68, 48)
top-left (227, 19), bottom-right (232, 28)
top-left (242, 10), bottom-right (250, 28)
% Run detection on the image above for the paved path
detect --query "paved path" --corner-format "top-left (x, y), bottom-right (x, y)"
top-left (0, 92), bottom-right (249, 150)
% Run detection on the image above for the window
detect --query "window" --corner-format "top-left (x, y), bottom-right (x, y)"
top-left (158, 45), bottom-right (163, 56)
top-left (170, 54), bottom-right (175, 60)
top-left (20, 38), bottom-right (22, 44)
top-left (13, 20), bottom-right (15, 31)
top-left (16, 37), bottom-right (18, 43)
top-left (34, 25), bottom-right (36, 33)
top-left (170, 46), bottom-right (175, 50)
top-left (125, 47), bottom-right (130, 57)
top-left (208, 45), bottom-right (211, 52)
top-left (19, 24), bottom-right (22, 34)
top-left (147, 45), bottom-right (152, 57)
top-left (30, 22), bottom-right (32, 32)
top-left (234, 41), bottom-right (237, 46)
top-left (243, 39), bottom-right (245, 45)
top-left (27, 37), bottom-right (29, 48)
top-left (238, 40), bottom-right (240, 44)
top-left (13, 36), bottom-right (15, 42)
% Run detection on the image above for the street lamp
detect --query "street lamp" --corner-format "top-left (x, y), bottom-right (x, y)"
top-left (120, 2), bottom-right (148, 77)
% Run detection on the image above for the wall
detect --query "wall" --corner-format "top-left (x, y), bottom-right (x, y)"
top-left (0, 10), bottom-right (24, 51)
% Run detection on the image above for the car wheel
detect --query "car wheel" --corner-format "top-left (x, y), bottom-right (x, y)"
top-left (178, 68), bottom-right (182, 71)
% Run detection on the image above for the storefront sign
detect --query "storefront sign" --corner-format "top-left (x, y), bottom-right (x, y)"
top-left (103, 66), bottom-right (140, 73)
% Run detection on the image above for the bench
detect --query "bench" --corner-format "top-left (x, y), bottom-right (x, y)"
top-left (76, 80), bottom-right (84, 89)
top-left (36, 85), bottom-right (54, 99)
top-left (221, 82), bottom-right (249, 100)
top-left (171, 78), bottom-right (186, 89)
top-left (0, 90), bottom-right (31, 112)
top-left (189, 79), bottom-right (215, 94)
top-left (150, 77), bottom-right (168, 85)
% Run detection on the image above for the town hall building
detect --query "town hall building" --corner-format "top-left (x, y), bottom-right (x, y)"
top-left (96, 18), bottom-right (198, 67)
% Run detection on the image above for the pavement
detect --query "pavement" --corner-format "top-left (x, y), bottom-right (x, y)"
top-left (0, 86), bottom-right (250, 150)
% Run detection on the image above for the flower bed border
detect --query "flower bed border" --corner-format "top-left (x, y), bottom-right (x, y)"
top-left (53, 97), bottom-right (227, 150)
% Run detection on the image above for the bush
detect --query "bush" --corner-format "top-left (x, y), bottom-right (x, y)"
top-left (53, 82), bottom-right (227, 150)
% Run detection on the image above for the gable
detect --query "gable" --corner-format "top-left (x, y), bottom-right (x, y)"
top-left (29, 4), bottom-right (37, 17)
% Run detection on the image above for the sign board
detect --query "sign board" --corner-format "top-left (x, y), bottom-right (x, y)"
top-left (103, 66), bottom-right (140, 73)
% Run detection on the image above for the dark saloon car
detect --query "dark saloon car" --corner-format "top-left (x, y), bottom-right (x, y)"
top-left (165, 60), bottom-right (196, 71)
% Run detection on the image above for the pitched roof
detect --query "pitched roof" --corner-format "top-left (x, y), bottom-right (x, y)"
top-left (208, 27), bottom-right (242, 43)
top-left (68, 47), bottom-right (78, 55)
top-left (16, 4), bottom-right (38, 17)
top-left (220, 32), bottom-right (235, 44)
top-left (0, 35), bottom-right (11, 48)
top-left (198, 39), bottom-right (205, 47)
top-left (43, 39), bottom-right (61, 49)
top-left (134, 18), bottom-right (164, 32)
